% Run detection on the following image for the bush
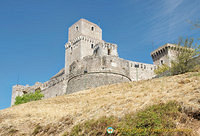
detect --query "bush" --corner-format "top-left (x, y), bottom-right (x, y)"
top-left (14, 89), bottom-right (44, 105)
top-left (154, 64), bottom-right (170, 75)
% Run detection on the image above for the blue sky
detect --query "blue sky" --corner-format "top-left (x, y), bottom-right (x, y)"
top-left (0, 0), bottom-right (199, 110)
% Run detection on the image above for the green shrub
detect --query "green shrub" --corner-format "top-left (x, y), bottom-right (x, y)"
top-left (154, 64), bottom-right (170, 75)
top-left (14, 89), bottom-right (44, 105)
top-left (69, 101), bottom-right (191, 136)
top-left (118, 101), bottom-right (179, 136)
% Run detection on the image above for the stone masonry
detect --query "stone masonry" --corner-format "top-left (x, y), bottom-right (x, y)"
top-left (11, 18), bottom-right (178, 105)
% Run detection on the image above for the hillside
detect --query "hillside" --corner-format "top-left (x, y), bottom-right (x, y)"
top-left (0, 72), bottom-right (200, 136)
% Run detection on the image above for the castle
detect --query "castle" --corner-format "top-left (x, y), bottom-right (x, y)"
top-left (11, 19), bottom-right (178, 105)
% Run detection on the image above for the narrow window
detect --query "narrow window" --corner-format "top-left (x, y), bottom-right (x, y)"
top-left (160, 60), bottom-right (164, 65)
top-left (141, 64), bottom-right (143, 68)
top-left (144, 65), bottom-right (146, 69)
top-left (91, 26), bottom-right (94, 31)
top-left (76, 26), bottom-right (79, 31)
top-left (91, 44), bottom-right (94, 48)
top-left (108, 49), bottom-right (111, 55)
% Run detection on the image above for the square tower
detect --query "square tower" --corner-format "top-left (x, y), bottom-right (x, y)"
top-left (151, 43), bottom-right (178, 67)
top-left (65, 19), bottom-right (103, 75)
top-left (68, 18), bottom-right (102, 41)
top-left (150, 43), bottom-right (194, 67)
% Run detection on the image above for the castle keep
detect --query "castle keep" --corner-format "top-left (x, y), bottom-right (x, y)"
top-left (11, 19), bottom-right (176, 105)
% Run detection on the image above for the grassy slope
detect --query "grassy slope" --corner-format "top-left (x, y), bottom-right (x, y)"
top-left (0, 72), bottom-right (200, 135)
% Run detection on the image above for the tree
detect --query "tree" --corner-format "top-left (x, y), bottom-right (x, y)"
top-left (14, 89), bottom-right (44, 105)
top-left (170, 37), bottom-right (200, 75)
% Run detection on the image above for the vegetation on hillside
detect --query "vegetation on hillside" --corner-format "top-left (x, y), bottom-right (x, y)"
top-left (68, 101), bottom-right (192, 136)
top-left (14, 89), bottom-right (44, 105)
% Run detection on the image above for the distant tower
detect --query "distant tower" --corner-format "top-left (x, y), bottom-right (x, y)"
top-left (150, 43), bottom-right (193, 67)
top-left (151, 43), bottom-right (178, 67)
top-left (64, 19), bottom-right (103, 75)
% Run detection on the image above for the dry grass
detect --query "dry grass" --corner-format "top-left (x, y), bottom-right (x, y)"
top-left (0, 72), bottom-right (200, 135)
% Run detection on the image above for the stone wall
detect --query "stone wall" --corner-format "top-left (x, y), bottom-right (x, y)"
top-left (128, 60), bottom-right (156, 81)
top-left (66, 72), bottom-right (130, 94)
top-left (66, 55), bottom-right (132, 94)
top-left (11, 83), bottom-right (43, 105)
top-left (69, 55), bottom-right (130, 78)
top-left (11, 73), bottom-right (66, 105)
top-left (93, 42), bottom-right (118, 57)
top-left (42, 79), bottom-right (67, 99)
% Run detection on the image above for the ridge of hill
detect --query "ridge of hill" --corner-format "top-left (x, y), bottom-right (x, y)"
top-left (0, 72), bottom-right (200, 135)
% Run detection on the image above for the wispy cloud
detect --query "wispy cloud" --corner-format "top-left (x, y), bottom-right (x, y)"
top-left (143, 0), bottom-right (200, 47)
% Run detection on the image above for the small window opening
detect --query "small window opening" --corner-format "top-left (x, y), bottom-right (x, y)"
top-left (91, 26), bottom-right (94, 31)
top-left (84, 70), bottom-right (87, 74)
top-left (76, 26), bottom-right (79, 31)
top-left (141, 64), bottom-right (143, 68)
top-left (91, 44), bottom-right (94, 48)
top-left (108, 49), bottom-right (111, 55)
top-left (161, 60), bottom-right (164, 65)
top-left (135, 64), bottom-right (139, 68)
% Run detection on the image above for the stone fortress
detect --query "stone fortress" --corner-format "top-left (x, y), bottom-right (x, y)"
top-left (11, 19), bottom-right (178, 105)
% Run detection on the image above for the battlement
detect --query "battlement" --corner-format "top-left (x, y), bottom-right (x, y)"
top-left (65, 35), bottom-right (103, 49)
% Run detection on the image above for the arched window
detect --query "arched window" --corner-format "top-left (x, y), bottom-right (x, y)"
top-left (91, 44), bottom-right (94, 48)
